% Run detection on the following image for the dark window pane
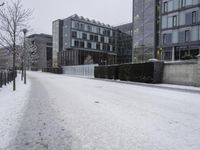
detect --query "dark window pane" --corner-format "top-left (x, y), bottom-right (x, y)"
top-left (72, 31), bottom-right (77, 38)
top-left (80, 41), bottom-right (84, 48)
top-left (185, 30), bottom-right (190, 42)
top-left (90, 35), bottom-right (94, 41)
top-left (75, 40), bottom-right (79, 47)
top-left (192, 11), bottom-right (197, 24)
top-left (87, 42), bottom-right (92, 48)
top-left (82, 33), bottom-right (87, 40)
top-left (164, 2), bottom-right (168, 13)
top-left (101, 36), bottom-right (104, 43)
top-left (173, 16), bottom-right (177, 27)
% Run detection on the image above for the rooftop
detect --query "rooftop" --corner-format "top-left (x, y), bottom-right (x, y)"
top-left (27, 33), bottom-right (52, 39)
top-left (68, 14), bottom-right (114, 29)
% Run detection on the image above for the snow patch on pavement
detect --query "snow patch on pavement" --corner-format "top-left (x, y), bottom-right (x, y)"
top-left (0, 75), bottom-right (30, 149)
top-left (29, 72), bottom-right (200, 150)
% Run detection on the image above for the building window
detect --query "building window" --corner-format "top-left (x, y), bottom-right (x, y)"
top-left (185, 30), bottom-right (190, 42)
top-left (107, 30), bottom-right (111, 36)
top-left (164, 2), bottom-right (168, 13)
top-left (96, 43), bottom-right (100, 50)
top-left (180, 0), bottom-right (185, 8)
top-left (103, 29), bottom-right (107, 35)
top-left (163, 34), bottom-right (167, 44)
top-left (97, 27), bottom-right (101, 34)
top-left (103, 44), bottom-right (107, 50)
top-left (101, 36), bottom-right (104, 43)
top-left (75, 22), bottom-right (80, 29)
top-left (72, 31), bottom-right (77, 38)
top-left (46, 43), bottom-right (52, 46)
top-left (82, 33), bottom-right (87, 40)
top-left (90, 34), bottom-right (94, 41)
top-left (75, 40), bottom-right (79, 47)
top-left (173, 16), bottom-right (177, 27)
top-left (109, 38), bottom-right (112, 44)
top-left (87, 42), bottom-right (92, 49)
top-left (80, 24), bottom-right (85, 30)
top-left (80, 41), bottom-right (84, 48)
top-left (107, 45), bottom-right (110, 51)
top-left (94, 35), bottom-right (98, 42)
top-left (87, 25), bottom-right (91, 32)
top-left (192, 11), bottom-right (197, 24)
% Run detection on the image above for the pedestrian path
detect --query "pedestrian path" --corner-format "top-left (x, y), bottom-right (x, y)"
top-left (6, 75), bottom-right (72, 150)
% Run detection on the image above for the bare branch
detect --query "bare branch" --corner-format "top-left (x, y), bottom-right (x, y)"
top-left (0, 2), bottom-right (5, 7)
top-left (0, 0), bottom-right (32, 51)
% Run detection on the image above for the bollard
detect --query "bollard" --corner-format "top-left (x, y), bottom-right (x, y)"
top-left (0, 72), bottom-right (2, 88)
top-left (3, 72), bottom-right (5, 86)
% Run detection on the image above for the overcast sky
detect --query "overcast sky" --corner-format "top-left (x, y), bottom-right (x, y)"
top-left (20, 0), bottom-right (132, 35)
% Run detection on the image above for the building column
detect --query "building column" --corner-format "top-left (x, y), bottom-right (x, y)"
top-left (172, 46), bottom-right (175, 61)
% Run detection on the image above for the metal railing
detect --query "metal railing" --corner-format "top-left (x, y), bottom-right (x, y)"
top-left (62, 64), bottom-right (99, 78)
top-left (0, 70), bottom-right (17, 88)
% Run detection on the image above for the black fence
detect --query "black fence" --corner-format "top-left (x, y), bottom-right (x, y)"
top-left (42, 68), bottom-right (63, 74)
top-left (0, 70), bottom-right (17, 88)
top-left (94, 62), bottom-right (164, 84)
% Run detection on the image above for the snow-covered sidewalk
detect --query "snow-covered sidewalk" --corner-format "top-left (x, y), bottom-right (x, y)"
top-left (0, 74), bottom-right (31, 149)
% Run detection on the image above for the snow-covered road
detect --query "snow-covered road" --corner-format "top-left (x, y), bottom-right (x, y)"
top-left (3, 71), bottom-right (200, 150)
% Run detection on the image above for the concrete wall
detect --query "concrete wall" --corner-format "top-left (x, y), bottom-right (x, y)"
top-left (63, 64), bottom-right (99, 78)
top-left (162, 57), bottom-right (200, 87)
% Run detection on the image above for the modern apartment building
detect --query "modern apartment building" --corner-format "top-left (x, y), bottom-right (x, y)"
top-left (53, 14), bottom-right (117, 67)
top-left (115, 23), bottom-right (133, 64)
top-left (160, 0), bottom-right (200, 61)
top-left (132, 0), bottom-right (160, 63)
top-left (27, 34), bottom-right (53, 69)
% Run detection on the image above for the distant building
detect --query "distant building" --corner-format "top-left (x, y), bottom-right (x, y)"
top-left (160, 0), bottom-right (200, 61)
top-left (115, 23), bottom-right (133, 64)
top-left (27, 34), bottom-right (53, 69)
top-left (53, 14), bottom-right (117, 67)
top-left (132, 0), bottom-right (160, 62)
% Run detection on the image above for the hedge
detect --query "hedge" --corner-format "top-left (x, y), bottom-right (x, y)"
top-left (94, 65), bottom-right (119, 80)
top-left (42, 68), bottom-right (63, 74)
top-left (94, 62), bottom-right (164, 84)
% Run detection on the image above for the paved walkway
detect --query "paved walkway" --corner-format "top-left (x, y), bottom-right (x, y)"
top-left (6, 75), bottom-right (72, 150)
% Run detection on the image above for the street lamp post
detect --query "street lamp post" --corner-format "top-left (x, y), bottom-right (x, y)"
top-left (23, 28), bottom-right (27, 84)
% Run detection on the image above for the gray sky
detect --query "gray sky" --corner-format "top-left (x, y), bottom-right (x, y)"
top-left (21, 0), bottom-right (132, 35)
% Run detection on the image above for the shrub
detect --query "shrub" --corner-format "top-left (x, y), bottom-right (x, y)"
top-left (94, 62), bottom-right (164, 84)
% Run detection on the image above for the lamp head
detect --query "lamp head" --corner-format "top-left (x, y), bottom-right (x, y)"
top-left (23, 29), bottom-right (28, 35)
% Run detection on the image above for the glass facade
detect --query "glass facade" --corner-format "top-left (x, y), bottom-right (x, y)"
top-left (115, 23), bottom-right (133, 64)
top-left (133, 0), bottom-right (158, 63)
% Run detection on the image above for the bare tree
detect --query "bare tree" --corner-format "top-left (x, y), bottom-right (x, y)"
top-left (22, 38), bottom-right (39, 71)
top-left (0, 0), bottom-right (32, 91)
top-left (0, 2), bottom-right (5, 7)
top-left (27, 41), bottom-right (39, 70)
